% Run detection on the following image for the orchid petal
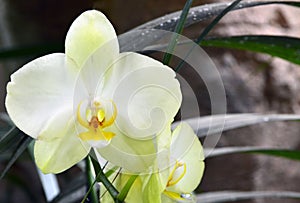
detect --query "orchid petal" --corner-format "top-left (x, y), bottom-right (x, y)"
top-left (75, 41), bottom-right (119, 95)
top-left (34, 108), bottom-right (90, 173)
top-left (142, 173), bottom-right (164, 203)
top-left (97, 122), bottom-right (173, 173)
top-left (168, 123), bottom-right (205, 193)
top-left (65, 10), bottom-right (119, 68)
top-left (6, 54), bottom-right (76, 139)
top-left (101, 52), bottom-right (182, 139)
top-left (96, 126), bottom-right (157, 173)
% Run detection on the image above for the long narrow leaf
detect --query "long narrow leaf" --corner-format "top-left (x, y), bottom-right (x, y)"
top-left (197, 191), bottom-right (300, 203)
top-left (162, 0), bottom-right (194, 65)
top-left (0, 135), bottom-right (32, 179)
top-left (134, 1), bottom-right (300, 31)
top-left (119, 1), bottom-right (300, 52)
top-left (207, 146), bottom-right (300, 161)
top-left (1, 1), bottom-right (299, 59)
top-left (176, 0), bottom-right (243, 72)
top-left (172, 114), bottom-right (300, 137)
top-left (117, 175), bottom-right (138, 202)
top-left (90, 156), bottom-right (120, 201)
top-left (201, 35), bottom-right (300, 65)
top-left (195, 0), bottom-right (242, 45)
top-left (0, 127), bottom-right (25, 154)
top-left (0, 113), bottom-right (13, 126)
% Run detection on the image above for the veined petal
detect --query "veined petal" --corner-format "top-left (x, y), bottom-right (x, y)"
top-left (75, 41), bottom-right (119, 95)
top-left (97, 123), bottom-right (173, 173)
top-left (142, 173), bottom-right (165, 203)
top-left (168, 123), bottom-right (205, 193)
top-left (96, 126), bottom-right (157, 173)
top-left (101, 52), bottom-right (182, 139)
top-left (34, 108), bottom-right (91, 174)
top-left (65, 10), bottom-right (119, 68)
top-left (6, 53), bottom-right (76, 139)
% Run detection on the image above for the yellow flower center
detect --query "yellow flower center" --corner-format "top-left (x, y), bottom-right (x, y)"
top-left (77, 100), bottom-right (117, 142)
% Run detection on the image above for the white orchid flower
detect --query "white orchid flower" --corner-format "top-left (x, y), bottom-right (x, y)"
top-left (5, 10), bottom-right (181, 174)
top-left (102, 123), bottom-right (205, 203)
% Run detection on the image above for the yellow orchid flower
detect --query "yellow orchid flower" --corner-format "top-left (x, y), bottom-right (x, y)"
top-left (5, 10), bottom-right (182, 174)
top-left (101, 123), bottom-right (204, 203)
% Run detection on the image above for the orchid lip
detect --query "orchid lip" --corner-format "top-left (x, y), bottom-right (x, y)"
top-left (77, 99), bottom-right (117, 143)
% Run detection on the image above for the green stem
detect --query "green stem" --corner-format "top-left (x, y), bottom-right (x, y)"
top-left (85, 157), bottom-right (99, 203)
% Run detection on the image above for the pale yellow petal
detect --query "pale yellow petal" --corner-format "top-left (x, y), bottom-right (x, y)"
top-left (96, 126), bottom-right (157, 173)
top-left (6, 54), bottom-right (77, 138)
top-left (101, 52), bottom-right (182, 139)
top-left (65, 10), bottom-right (119, 68)
top-left (168, 123), bottom-right (205, 193)
top-left (34, 108), bottom-right (90, 174)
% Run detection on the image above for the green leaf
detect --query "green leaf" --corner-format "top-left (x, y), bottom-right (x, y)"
top-left (104, 166), bottom-right (120, 179)
top-left (89, 156), bottom-right (121, 203)
top-left (201, 35), bottom-right (300, 65)
top-left (120, 1), bottom-right (300, 52)
top-left (162, 0), bottom-right (194, 65)
top-left (0, 135), bottom-right (32, 179)
top-left (90, 154), bottom-right (102, 176)
top-left (117, 175), bottom-right (138, 202)
top-left (173, 114), bottom-right (300, 138)
top-left (195, 0), bottom-right (242, 45)
top-left (197, 191), bottom-right (300, 203)
top-left (207, 146), bottom-right (300, 161)
top-left (0, 127), bottom-right (22, 153)
top-left (84, 157), bottom-right (99, 203)
top-left (176, 0), bottom-right (243, 72)
top-left (0, 113), bottom-right (13, 126)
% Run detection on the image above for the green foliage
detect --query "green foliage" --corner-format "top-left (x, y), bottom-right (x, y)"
top-left (208, 146), bottom-right (300, 161)
top-left (117, 175), bottom-right (138, 202)
top-left (162, 0), bottom-right (194, 65)
top-left (201, 36), bottom-right (300, 65)
top-left (0, 135), bottom-right (32, 179)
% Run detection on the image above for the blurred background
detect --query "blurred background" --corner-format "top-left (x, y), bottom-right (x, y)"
top-left (1, 0), bottom-right (300, 202)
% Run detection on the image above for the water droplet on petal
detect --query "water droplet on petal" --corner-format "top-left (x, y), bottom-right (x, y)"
top-left (181, 193), bottom-right (192, 200)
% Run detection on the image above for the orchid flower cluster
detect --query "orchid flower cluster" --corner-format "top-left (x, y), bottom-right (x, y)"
top-left (5, 10), bottom-right (204, 202)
